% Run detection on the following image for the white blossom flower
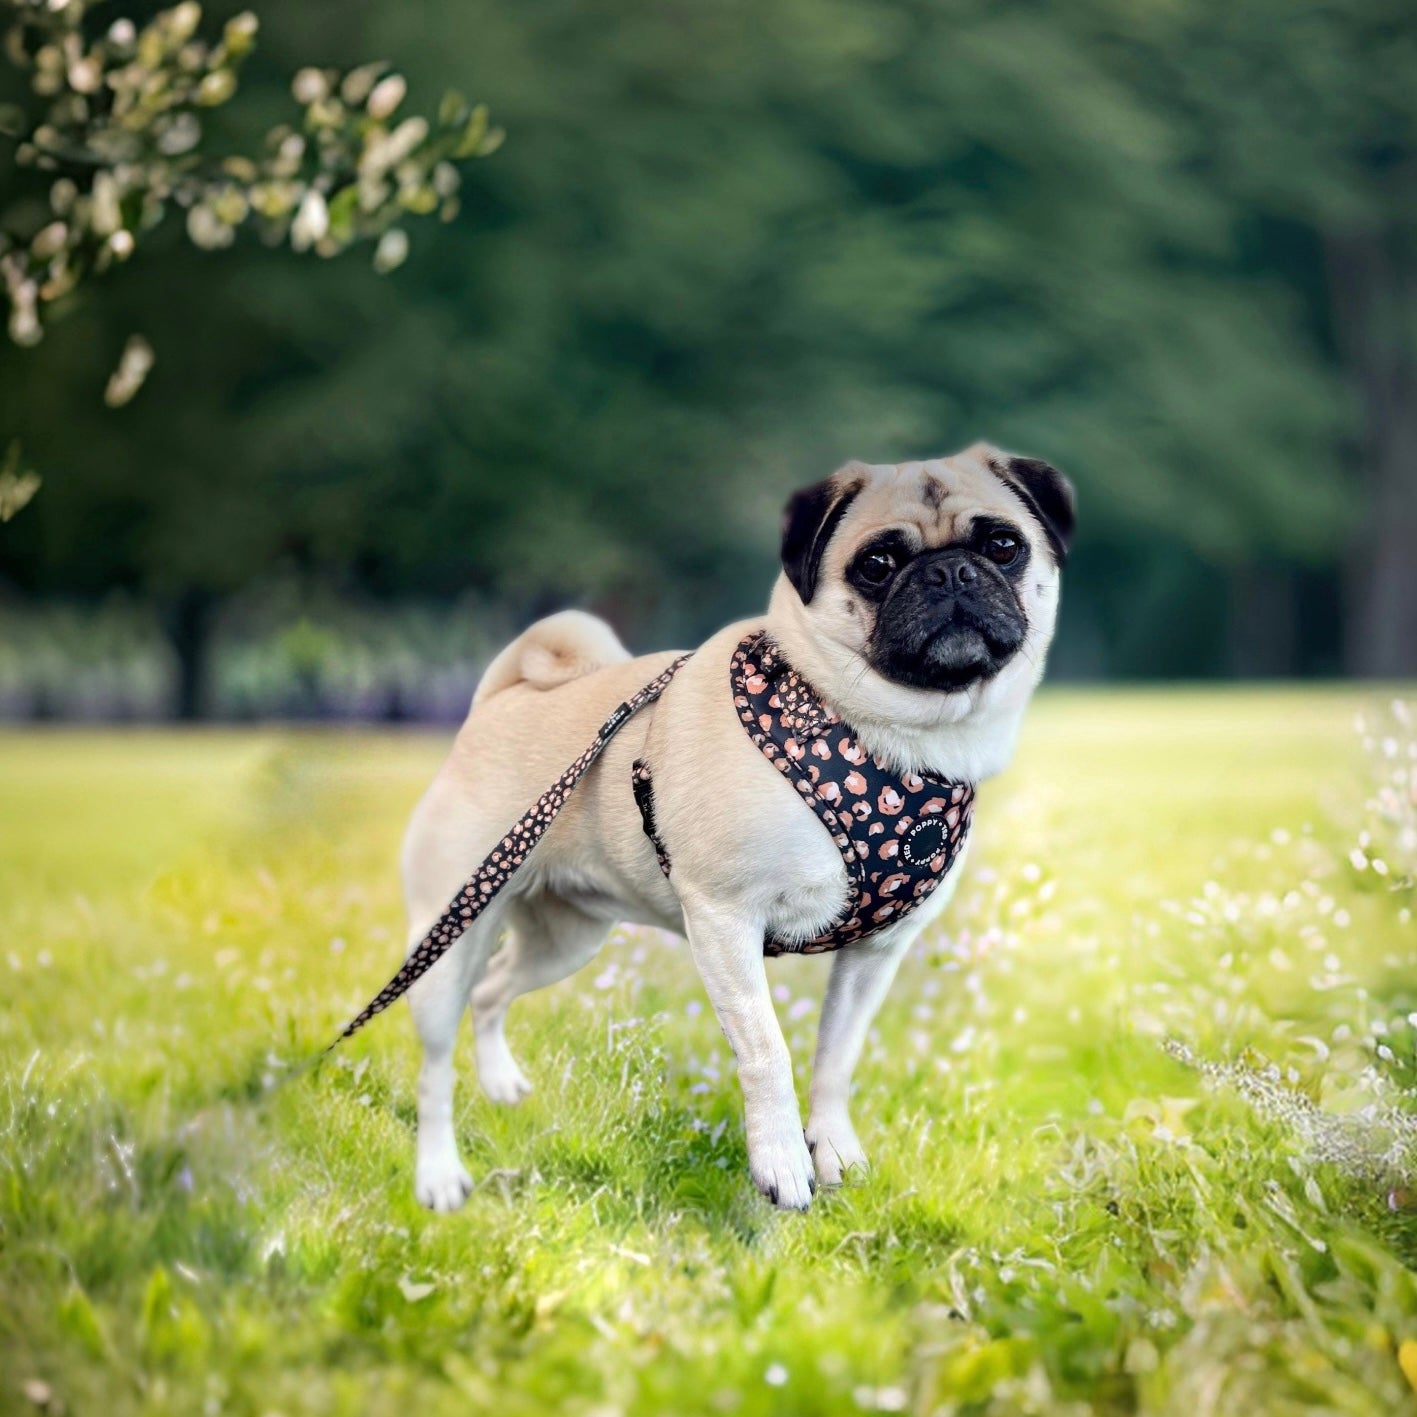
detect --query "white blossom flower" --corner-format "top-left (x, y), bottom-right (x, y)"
top-left (368, 74), bottom-right (407, 121)
top-left (291, 189), bottom-right (329, 251)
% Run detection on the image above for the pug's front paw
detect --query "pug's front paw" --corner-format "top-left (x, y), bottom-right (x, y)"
top-left (415, 1151), bottom-right (473, 1213)
top-left (805, 1112), bottom-right (868, 1187)
top-left (748, 1120), bottom-right (817, 1210)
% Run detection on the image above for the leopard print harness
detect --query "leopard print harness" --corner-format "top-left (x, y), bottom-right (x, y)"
top-left (634, 632), bottom-right (975, 956)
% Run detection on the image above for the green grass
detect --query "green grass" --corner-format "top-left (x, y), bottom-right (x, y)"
top-left (3, 690), bottom-right (1417, 1416)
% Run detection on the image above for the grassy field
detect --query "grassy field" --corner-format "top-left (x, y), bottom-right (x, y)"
top-left (3, 689), bottom-right (1416, 1416)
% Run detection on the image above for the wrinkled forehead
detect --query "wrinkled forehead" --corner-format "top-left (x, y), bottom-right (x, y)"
top-left (843, 453), bottom-right (1027, 549)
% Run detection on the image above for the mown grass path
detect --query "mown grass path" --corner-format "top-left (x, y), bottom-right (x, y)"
top-left (2, 691), bottom-right (1416, 1415)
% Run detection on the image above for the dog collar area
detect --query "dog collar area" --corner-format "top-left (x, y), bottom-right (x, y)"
top-left (635, 631), bottom-right (975, 956)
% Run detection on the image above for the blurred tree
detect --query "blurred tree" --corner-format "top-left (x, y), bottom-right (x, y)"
top-left (2, 0), bottom-right (1413, 709)
top-left (298, 0), bottom-right (1380, 665)
top-left (1099, 0), bottom-right (1417, 672)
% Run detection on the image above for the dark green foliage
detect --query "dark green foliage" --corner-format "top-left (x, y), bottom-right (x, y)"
top-left (3, 0), bottom-right (1416, 696)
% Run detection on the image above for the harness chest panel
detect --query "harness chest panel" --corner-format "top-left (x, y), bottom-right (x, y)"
top-left (637, 633), bottom-right (975, 956)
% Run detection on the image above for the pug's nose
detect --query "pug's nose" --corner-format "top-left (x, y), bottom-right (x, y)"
top-left (922, 552), bottom-right (980, 592)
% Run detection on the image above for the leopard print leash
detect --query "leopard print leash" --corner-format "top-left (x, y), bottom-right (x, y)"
top-left (324, 653), bottom-right (692, 1053)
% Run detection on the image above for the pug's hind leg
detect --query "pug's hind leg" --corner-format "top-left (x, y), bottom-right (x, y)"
top-left (806, 933), bottom-right (913, 1187)
top-left (408, 903), bottom-right (504, 1213)
top-left (470, 894), bottom-right (608, 1104)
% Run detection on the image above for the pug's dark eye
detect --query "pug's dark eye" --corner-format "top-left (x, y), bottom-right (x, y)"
top-left (854, 550), bottom-right (898, 586)
top-left (984, 531), bottom-right (1021, 566)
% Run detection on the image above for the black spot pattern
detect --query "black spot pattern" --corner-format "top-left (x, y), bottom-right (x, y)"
top-left (730, 633), bottom-right (974, 955)
top-left (327, 654), bottom-right (692, 1051)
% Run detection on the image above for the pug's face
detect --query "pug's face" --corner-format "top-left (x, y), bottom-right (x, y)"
top-left (779, 444), bottom-right (1074, 701)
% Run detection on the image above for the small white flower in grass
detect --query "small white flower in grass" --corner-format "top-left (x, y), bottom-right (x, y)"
top-left (764, 1363), bottom-right (788, 1387)
top-left (854, 1388), bottom-right (907, 1411)
top-left (685, 998), bottom-right (702, 1018)
top-left (772, 983), bottom-right (790, 1003)
top-left (1350, 848), bottom-right (1369, 871)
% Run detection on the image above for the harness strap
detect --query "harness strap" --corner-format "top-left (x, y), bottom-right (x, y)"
top-left (326, 652), bottom-right (691, 1052)
top-left (729, 633), bottom-right (975, 954)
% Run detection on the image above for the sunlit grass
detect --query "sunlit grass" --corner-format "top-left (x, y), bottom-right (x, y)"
top-left (3, 689), bottom-right (1417, 1415)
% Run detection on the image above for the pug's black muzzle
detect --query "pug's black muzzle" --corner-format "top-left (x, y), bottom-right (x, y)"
top-left (870, 548), bottom-right (1027, 691)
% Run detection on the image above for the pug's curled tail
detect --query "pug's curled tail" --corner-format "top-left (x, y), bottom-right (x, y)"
top-left (473, 610), bottom-right (631, 707)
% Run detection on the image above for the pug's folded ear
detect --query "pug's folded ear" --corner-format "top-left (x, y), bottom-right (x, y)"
top-left (984, 451), bottom-right (1076, 567)
top-left (780, 466), bottom-right (866, 605)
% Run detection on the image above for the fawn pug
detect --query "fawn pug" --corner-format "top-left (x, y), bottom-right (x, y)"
top-left (398, 443), bottom-right (1073, 1211)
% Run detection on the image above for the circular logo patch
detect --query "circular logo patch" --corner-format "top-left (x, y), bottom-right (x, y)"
top-left (902, 817), bottom-right (946, 866)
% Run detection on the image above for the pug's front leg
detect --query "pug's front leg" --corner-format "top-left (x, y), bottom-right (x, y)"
top-left (806, 932), bottom-right (914, 1187)
top-left (682, 897), bottom-right (815, 1210)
